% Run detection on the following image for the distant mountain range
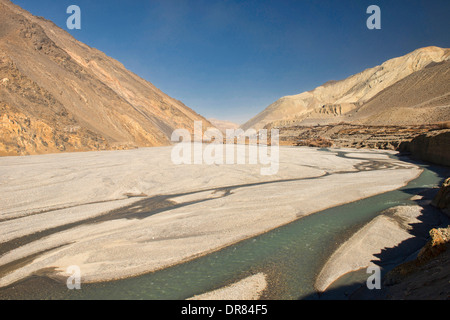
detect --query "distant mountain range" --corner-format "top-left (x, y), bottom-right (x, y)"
top-left (0, 0), bottom-right (211, 156)
top-left (241, 46), bottom-right (450, 130)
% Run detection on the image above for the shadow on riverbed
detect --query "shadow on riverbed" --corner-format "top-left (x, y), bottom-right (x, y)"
top-left (1, 154), bottom-right (448, 300)
top-left (302, 159), bottom-right (450, 300)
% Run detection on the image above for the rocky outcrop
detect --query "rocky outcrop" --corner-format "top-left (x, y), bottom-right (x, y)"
top-left (432, 178), bottom-right (450, 215)
top-left (384, 227), bottom-right (449, 285)
top-left (313, 103), bottom-right (358, 117)
top-left (296, 137), bottom-right (332, 148)
top-left (275, 123), bottom-right (445, 151)
top-left (398, 130), bottom-right (450, 167)
top-left (273, 123), bottom-right (450, 168)
top-left (382, 226), bottom-right (450, 300)
top-left (0, 103), bottom-right (108, 156)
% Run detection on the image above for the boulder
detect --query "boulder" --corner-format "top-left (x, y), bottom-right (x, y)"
top-left (432, 177), bottom-right (450, 215)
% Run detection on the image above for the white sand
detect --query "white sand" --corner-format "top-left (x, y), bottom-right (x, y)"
top-left (0, 146), bottom-right (421, 288)
top-left (188, 273), bottom-right (267, 300)
top-left (315, 205), bottom-right (424, 292)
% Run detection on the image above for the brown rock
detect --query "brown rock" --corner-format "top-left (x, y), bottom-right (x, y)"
top-left (432, 177), bottom-right (450, 215)
top-left (399, 131), bottom-right (450, 167)
top-left (384, 226), bottom-right (450, 288)
top-left (417, 228), bottom-right (448, 262)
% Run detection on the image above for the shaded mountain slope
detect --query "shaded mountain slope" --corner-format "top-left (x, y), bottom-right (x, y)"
top-left (346, 60), bottom-right (450, 126)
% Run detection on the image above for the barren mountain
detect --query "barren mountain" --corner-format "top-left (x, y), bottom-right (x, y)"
top-left (208, 118), bottom-right (240, 134)
top-left (242, 46), bottom-right (450, 130)
top-left (0, 0), bottom-right (211, 156)
top-left (346, 60), bottom-right (450, 126)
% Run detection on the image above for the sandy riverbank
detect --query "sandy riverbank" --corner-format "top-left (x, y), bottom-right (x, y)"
top-left (315, 190), bottom-right (450, 296)
top-left (188, 273), bottom-right (267, 300)
top-left (0, 146), bottom-right (421, 289)
top-left (315, 205), bottom-right (425, 292)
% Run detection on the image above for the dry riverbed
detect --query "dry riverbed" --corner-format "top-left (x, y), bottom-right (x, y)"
top-left (0, 146), bottom-right (421, 290)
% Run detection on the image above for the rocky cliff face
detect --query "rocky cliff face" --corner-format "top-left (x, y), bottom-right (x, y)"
top-left (0, 102), bottom-right (109, 156)
top-left (432, 178), bottom-right (450, 215)
top-left (398, 130), bottom-right (450, 167)
top-left (242, 46), bottom-right (450, 130)
top-left (0, 0), bottom-right (211, 156)
top-left (275, 123), bottom-right (446, 151)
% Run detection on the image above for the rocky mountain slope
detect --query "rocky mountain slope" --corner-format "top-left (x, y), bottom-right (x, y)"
top-left (346, 59), bottom-right (450, 126)
top-left (242, 46), bottom-right (450, 131)
top-left (0, 0), bottom-right (211, 156)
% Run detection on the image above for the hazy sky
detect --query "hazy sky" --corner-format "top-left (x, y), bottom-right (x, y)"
top-left (12, 0), bottom-right (450, 124)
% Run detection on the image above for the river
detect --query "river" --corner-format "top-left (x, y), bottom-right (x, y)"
top-left (0, 151), bottom-right (447, 300)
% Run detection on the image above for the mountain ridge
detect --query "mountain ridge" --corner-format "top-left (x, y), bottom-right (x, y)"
top-left (242, 46), bottom-right (450, 130)
top-left (0, 0), bottom-right (211, 156)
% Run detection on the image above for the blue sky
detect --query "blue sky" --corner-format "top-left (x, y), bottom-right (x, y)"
top-left (12, 0), bottom-right (450, 124)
